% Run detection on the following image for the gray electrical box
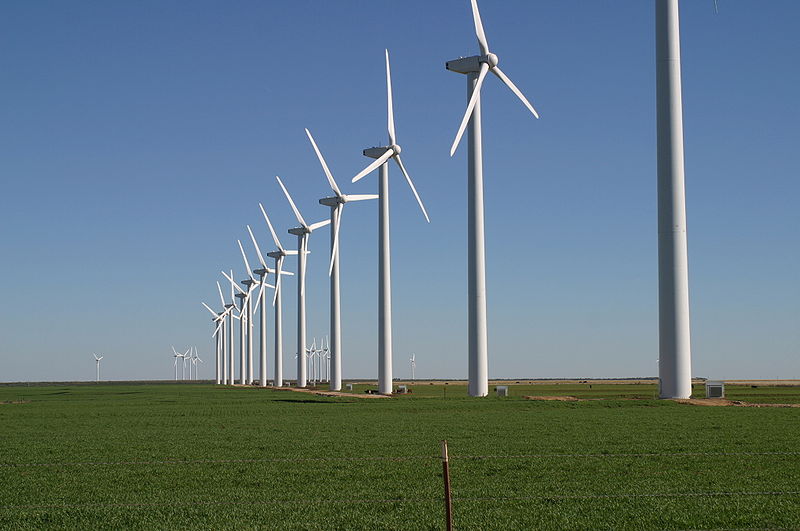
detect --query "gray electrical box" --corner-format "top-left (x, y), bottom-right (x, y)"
top-left (397, 385), bottom-right (408, 394)
top-left (345, 383), bottom-right (353, 391)
top-left (705, 381), bottom-right (725, 398)
top-left (496, 386), bottom-right (508, 397)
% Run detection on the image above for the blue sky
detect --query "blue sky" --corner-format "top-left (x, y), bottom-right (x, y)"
top-left (1, 0), bottom-right (797, 382)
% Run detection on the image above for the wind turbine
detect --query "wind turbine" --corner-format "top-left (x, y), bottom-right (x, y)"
top-left (276, 175), bottom-right (331, 388)
top-left (247, 226), bottom-right (281, 387)
top-left (351, 49), bottom-right (430, 395)
top-left (171, 346), bottom-right (182, 381)
top-left (181, 347), bottom-right (190, 380)
top-left (306, 128), bottom-right (378, 391)
top-left (222, 269), bottom-right (251, 386)
top-left (410, 353), bottom-right (416, 383)
top-left (656, 0), bottom-right (693, 398)
top-left (305, 338), bottom-right (317, 386)
top-left (220, 269), bottom-right (240, 385)
top-left (237, 239), bottom-right (264, 385)
top-left (258, 204), bottom-right (297, 388)
top-left (93, 353), bottom-right (103, 383)
top-left (192, 348), bottom-right (203, 380)
top-left (202, 283), bottom-right (236, 385)
top-left (446, 0), bottom-right (539, 397)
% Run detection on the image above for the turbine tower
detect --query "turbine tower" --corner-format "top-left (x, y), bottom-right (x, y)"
top-left (259, 204), bottom-right (296, 388)
top-left (276, 175), bottom-right (331, 388)
top-left (306, 128), bottom-right (378, 391)
top-left (352, 49), bottom-right (430, 395)
top-left (656, 0), bottom-right (692, 398)
top-left (446, 0), bottom-right (539, 396)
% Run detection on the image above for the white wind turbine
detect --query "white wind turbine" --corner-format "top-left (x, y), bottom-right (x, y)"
top-left (276, 175), bottom-right (331, 388)
top-left (192, 347), bottom-right (203, 380)
top-left (247, 226), bottom-right (284, 387)
top-left (306, 128), bottom-right (378, 391)
top-left (410, 353), bottom-right (416, 383)
top-left (92, 353), bottom-right (103, 382)
top-left (222, 270), bottom-right (251, 386)
top-left (258, 204), bottom-right (297, 388)
top-left (181, 347), bottom-right (190, 380)
top-left (201, 300), bottom-right (231, 385)
top-left (220, 269), bottom-right (241, 385)
top-left (447, 0), bottom-right (539, 397)
top-left (217, 279), bottom-right (237, 385)
top-left (171, 346), bottom-right (182, 381)
top-left (237, 239), bottom-right (265, 385)
top-left (351, 49), bottom-right (430, 395)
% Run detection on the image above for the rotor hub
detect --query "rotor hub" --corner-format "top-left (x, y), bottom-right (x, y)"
top-left (485, 53), bottom-right (499, 68)
top-left (391, 144), bottom-right (401, 155)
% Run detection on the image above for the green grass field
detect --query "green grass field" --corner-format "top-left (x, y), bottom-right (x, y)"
top-left (1, 383), bottom-right (799, 530)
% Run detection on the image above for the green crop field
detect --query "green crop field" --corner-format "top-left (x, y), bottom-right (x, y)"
top-left (1, 383), bottom-right (799, 530)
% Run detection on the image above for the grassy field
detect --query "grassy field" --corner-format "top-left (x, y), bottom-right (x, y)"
top-left (1, 382), bottom-right (798, 530)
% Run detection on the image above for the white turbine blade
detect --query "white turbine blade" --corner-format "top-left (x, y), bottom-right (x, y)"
top-left (246, 225), bottom-right (268, 268)
top-left (450, 62), bottom-right (489, 157)
top-left (343, 194), bottom-right (379, 201)
top-left (213, 318), bottom-right (224, 338)
top-left (491, 66), bottom-right (539, 119)
top-left (328, 204), bottom-right (343, 277)
top-left (259, 203), bottom-right (284, 251)
top-left (714, 0), bottom-right (719, 14)
top-left (276, 176), bottom-right (307, 229)
top-left (229, 270), bottom-right (234, 300)
top-left (385, 49), bottom-right (396, 146)
top-left (352, 149), bottom-right (393, 183)
top-left (393, 155), bottom-right (430, 223)
top-left (221, 271), bottom-right (247, 294)
top-left (201, 302), bottom-right (218, 317)
top-left (272, 256), bottom-right (284, 306)
top-left (253, 280), bottom-right (266, 315)
top-left (300, 234), bottom-right (308, 297)
top-left (216, 281), bottom-right (226, 306)
top-left (309, 219), bottom-right (331, 232)
top-left (471, 0), bottom-right (490, 56)
top-left (305, 128), bottom-right (341, 197)
top-left (238, 240), bottom-right (255, 281)
top-left (279, 269), bottom-right (294, 276)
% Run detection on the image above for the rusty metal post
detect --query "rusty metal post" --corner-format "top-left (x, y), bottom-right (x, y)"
top-left (441, 440), bottom-right (454, 531)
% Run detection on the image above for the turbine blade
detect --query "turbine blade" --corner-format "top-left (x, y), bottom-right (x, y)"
top-left (328, 203), bottom-right (343, 277)
top-left (216, 281), bottom-right (226, 306)
top-left (247, 225), bottom-right (268, 268)
top-left (300, 234), bottom-right (308, 297)
top-left (213, 318), bottom-right (224, 338)
top-left (221, 271), bottom-right (247, 294)
top-left (253, 280), bottom-right (265, 315)
top-left (393, 155), bottom-right (430, 223)
top-left (272, 256), bottom-right (283, 306)
top-left (471, 0), bottom-right (490, 56)
top-left (450, 62), bottom-right (489, 157)
top-left (276, 175), bottom-right (307, 228)
top-left (238, 240), bottom-right (255, 280)
top-left (305, 128), bottom-right (342, 197)
top-left (259, 203), bottom-right (283, 251)
top-left (309, 219), bottom-right (331, 232)
top-left (201, 302), bottom-right (217, 317)
top-left (343, 194), bottom-right (379, 201)
top-left (385, 49), bottom-right (396, 146)
top-left (491, 66), bottom-right (539, 119)
top-left (352, 149), bottom-right (394, 183)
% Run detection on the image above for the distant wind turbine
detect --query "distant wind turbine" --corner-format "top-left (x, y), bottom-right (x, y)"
top-left (93, 353), bottom-right (103, 383)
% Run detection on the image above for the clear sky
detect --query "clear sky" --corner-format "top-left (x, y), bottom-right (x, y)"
top-left (1, 1), bottom-right (797, 383)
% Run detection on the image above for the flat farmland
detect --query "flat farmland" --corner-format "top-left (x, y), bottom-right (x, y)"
top-left (1, 383), bottom-right (798, 530)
